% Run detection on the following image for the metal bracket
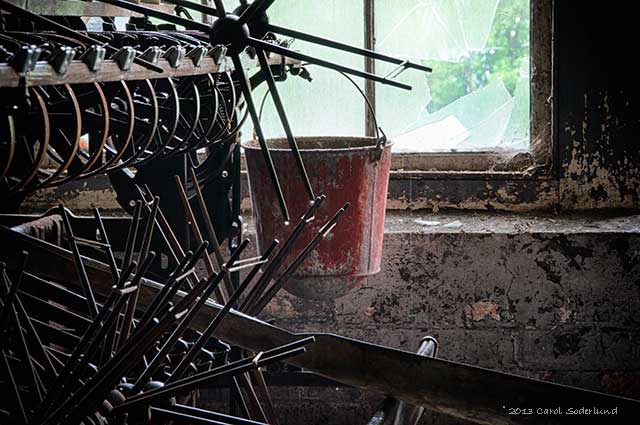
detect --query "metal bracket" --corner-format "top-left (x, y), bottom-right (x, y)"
top-left (9, 45), bottom-right (41, 74)
top-left (79, 45), bottom-right (106, 72)
top-left (140, 46), bottom-right (162, 65)
top-left (48, 46), bottom-right (76, 75)
top-left (113, 47), bottom-right (137, 71)
top-left (164, 45), bottom-right (185, 69)
top-left (209, 44), bottom-right (227, 66)
top-left (187, 46), bottom-right (207, 67)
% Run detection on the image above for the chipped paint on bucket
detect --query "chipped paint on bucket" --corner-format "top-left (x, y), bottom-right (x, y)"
top-left (243, 136), bottom-right (392, 300)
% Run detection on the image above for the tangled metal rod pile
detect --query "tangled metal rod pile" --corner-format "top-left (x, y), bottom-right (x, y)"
top-left (0, 180), bottom-right (348, 424)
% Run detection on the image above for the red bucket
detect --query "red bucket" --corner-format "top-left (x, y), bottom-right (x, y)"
top-left (243, 136), bottom-right (392, 300)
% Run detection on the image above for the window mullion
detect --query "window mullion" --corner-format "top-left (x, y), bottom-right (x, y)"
top-left (364, 0), bottom-right (376, 137)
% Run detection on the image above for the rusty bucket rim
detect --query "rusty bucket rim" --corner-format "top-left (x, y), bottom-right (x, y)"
top-left (241, 136), bottom-right (394, 153)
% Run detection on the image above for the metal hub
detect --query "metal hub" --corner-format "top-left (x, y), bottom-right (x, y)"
top-left (209, 14), bottom-right (251, 55)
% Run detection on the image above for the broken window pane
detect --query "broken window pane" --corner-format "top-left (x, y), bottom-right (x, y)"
top-left (375, 0), bottom-right (531, 153)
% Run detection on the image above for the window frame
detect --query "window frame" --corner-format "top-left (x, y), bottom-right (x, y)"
top-left (363, 0), bottom-right (553, 177)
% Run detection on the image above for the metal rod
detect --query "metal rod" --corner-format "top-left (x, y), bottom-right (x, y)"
top-left (122, 200), bottom-right (142, 270)
top-left (115, 338), bottom-right (313, 412)
top-left (250, 204), bottom-right (349, 315)
top-left (231, 53), bottom-right (290, 221)
top-left (120, 249), bottom-right (158, 342)
top-left (0, 250), bottom-right (27, 331)
top-left (250, 38), bottom-right (413, 91)
top-left (170, 240), bottom-right (279, 382)
top-left (35, 272), bottom-right (138, 388)
top-left (174, 174), bottom-right (228, 303)
top-left (32, 272), bottom-right (136, 423)
top-left (132, 276), bottom-right (222, 392)
top-left (163, 0), bottom-right (219, 17)
top-left (137, 242), bottom-right (209, 329)
top-left (138, 196), bottom-right (160, 265)
top-left (10, 290), bottom-right (44, 402)
top-left (12, 284), bottom-right (58, 384)
top-left (240, 196), bottom-right (324, 313)
top-left (1, 350), bottom-right (27, 424)
top-left (49, 314), bottom-right (166, 425)
top-left (97, 0), bottom-right (210, 31)
top-left (150, 407), bottom-right (229, 425)
top-left (188, 166), bottom-right (235, 300)
top-left (114, 253), bottom-right (156, 351)
top-left (256, 47), bottom-right (315, 201)
top-left (137, 185), bottom-right (199, 288)
top-left (94, 207), bottom-right (122, 357)
top-left (237, 0), bottom-right (276, 26)
top-left (212, 0), bottom-right (227, 18)
top-left (267, 24), bottom-right (432, 73)
top-left (59, 205), bottom-right (99, 318)
top-left (172, 404), bottom-right (268, 425)
top-left (132, 239), bottom-right (248, 391)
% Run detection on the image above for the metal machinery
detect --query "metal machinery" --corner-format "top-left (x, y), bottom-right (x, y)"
top-left (0, 1), bottom-right (638, 425)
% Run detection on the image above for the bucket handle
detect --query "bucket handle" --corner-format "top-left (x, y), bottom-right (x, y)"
top-left (335, 70), bottom-right (387, 161)
top-left (258, 65), bottom-right (388, 161)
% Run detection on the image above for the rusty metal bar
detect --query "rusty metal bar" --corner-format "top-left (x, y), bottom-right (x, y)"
top-left (364, 0), bottom-right (376, 138)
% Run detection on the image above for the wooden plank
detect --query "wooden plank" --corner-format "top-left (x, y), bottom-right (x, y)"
top-left (0, 54), bottom-right (297, 87)
top-left (0, 58), bottom-right (220, 87)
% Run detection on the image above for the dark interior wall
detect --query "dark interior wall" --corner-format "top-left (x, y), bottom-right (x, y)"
top-left (556, 1), bottom-right (640, 209)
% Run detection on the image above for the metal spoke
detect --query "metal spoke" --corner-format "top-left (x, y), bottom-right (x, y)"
top-left (231, 54), bottom-right (290, 221)
top-left (251, 38), bottom-right (413, 91)
top-left (267, 24), bottom-right (432, 73)
top-left (238, 0), bottom-right (276, 25)
top-left (256, 47), bottom-right (315, 201)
